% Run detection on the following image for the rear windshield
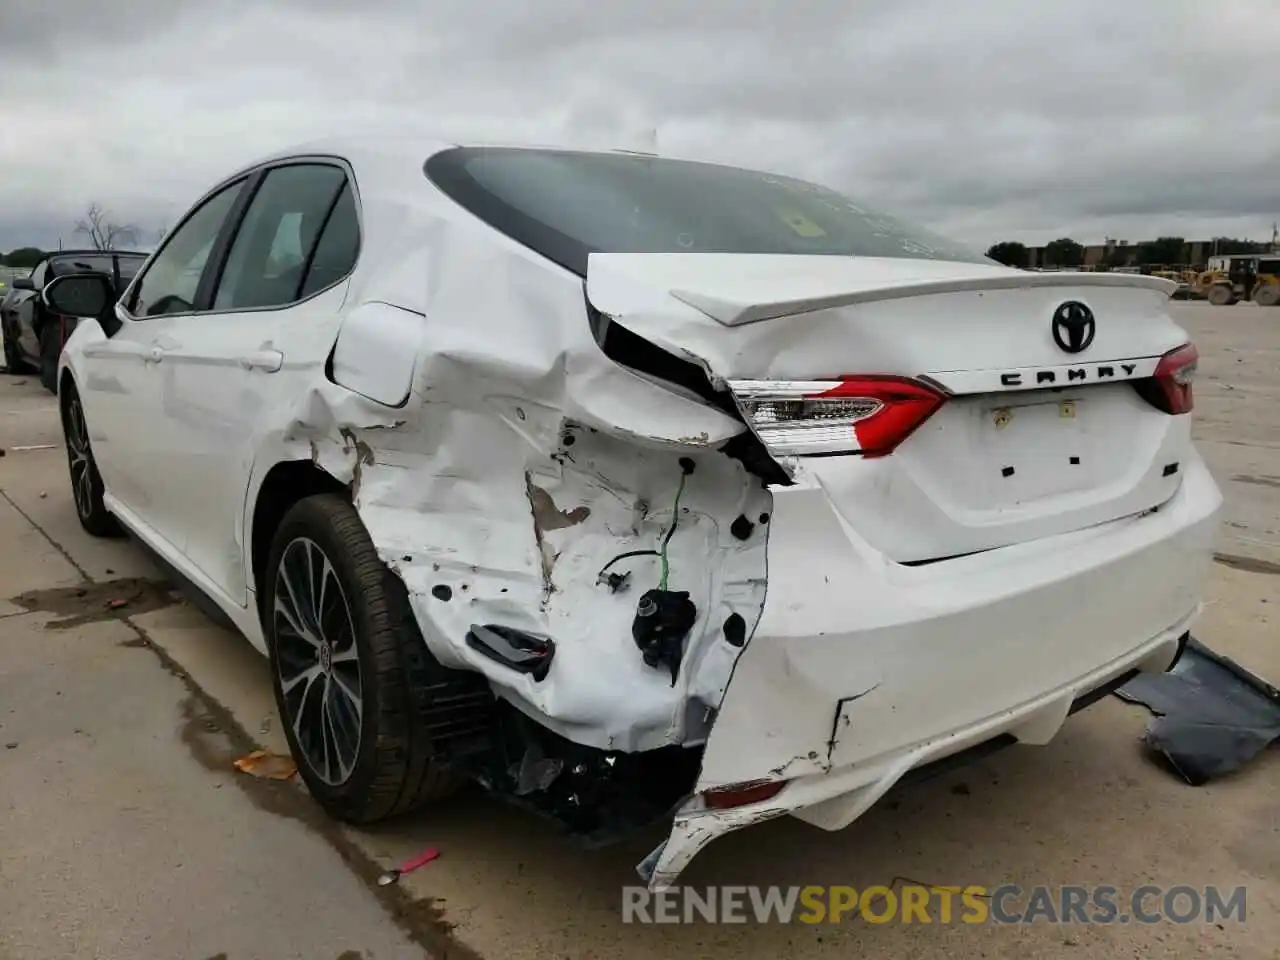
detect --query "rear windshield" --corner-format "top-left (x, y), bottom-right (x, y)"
top-left (425, 147), bottom-right (988, 276)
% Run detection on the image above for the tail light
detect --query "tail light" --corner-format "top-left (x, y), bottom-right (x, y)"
top-left (703, 778), bottom-right (788, 810)
top-left (1140, 343), bottom-right (1198, 415)
top-left (727, 376), bottom-right (947, 458)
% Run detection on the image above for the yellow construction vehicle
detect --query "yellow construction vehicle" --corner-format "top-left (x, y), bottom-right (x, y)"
top-left (1144, 264), bottom-right (1196, 298)
top-left (1195, 255), bottom-right (1280, 306)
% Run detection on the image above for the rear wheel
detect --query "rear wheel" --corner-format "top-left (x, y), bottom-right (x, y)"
top-left (1253, 284), bottom-right (1280, 307)
top-left (1206, 284), bottom-right (1235, 306)
top-left (61, 385), bottom-right (123, 538)
top-left (265, 494), bottom-right (472, 823)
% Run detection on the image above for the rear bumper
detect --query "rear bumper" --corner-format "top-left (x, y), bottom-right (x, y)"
top-left (641, 451), bottom-right (1222, 888)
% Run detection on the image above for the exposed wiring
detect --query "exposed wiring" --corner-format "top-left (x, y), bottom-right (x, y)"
top-left (595, 458), bottom-right (695, 592)
top-left (658, 470), bottom-right (689, 591)
top-left (596, 549), bottom-right (662, 583)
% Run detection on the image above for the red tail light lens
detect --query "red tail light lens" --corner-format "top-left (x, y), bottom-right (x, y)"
top-left (703, 778), bottom-right (788, 810)
top-left (1147, 343), bottom-right (1198, 415)
top-left (728, 376), bottom-right (947, 458)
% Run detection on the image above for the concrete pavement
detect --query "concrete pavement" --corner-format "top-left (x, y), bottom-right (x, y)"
top-left (0, 301), bottom-right (1277, 959)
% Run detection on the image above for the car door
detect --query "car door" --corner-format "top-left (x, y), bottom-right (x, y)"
top-left (16, 259), bottom-right (49, 360)
top-left (144, 161), bottom-right (359, 603)
top-left (80, 177), bottom-right (251, 529)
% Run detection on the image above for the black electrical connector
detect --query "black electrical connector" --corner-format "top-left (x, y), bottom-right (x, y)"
top-left (631, 588), bottom-right (698, 685)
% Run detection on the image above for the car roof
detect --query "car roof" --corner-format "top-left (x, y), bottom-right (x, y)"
top-left (46, 249), bottom-right (148, 260)
top-left (251, 134), bottom-right (656, 162)
top-left (232, 134), bottom-right (665, 186)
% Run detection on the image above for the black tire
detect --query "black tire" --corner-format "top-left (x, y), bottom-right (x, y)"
top-left (37, 321), bottom-right (61, 393)
top-left (60, 384), bottom-right (124, 538)
top-left (264, 494), bottom-right (471, 824)
top-left (1254, 284), bottom-right (1279, 307)
top-left (1206, 285), bottom-right (1235, 307)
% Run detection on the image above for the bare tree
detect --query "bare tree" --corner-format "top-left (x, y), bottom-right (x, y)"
top-left (74, 203), bottom-right (141, 251)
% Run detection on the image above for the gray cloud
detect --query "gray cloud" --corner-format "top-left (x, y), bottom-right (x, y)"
top-left (1, 0), bottom-right (1276, 253)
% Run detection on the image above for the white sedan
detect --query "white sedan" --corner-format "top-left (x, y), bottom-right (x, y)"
top-left (42, 138), bottom-right (1222, 888)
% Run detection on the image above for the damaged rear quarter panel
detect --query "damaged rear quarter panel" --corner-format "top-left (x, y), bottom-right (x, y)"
top-left (308, 215), bottom-right (771, 753)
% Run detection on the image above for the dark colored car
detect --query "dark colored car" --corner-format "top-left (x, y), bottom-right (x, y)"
top-left (1, 250), bottom-right (149, 391)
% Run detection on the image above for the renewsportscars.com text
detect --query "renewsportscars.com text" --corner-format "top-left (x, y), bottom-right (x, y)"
top-left (621, 884), bottom-right (1247, 925)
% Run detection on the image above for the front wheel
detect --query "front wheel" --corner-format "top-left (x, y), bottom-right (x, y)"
top-left (1206, 285), bottom-right (1233, 306)
top-left (264, 494), bottom-right (471, 823)
top-left (61, 386), bottom-right (123, 538)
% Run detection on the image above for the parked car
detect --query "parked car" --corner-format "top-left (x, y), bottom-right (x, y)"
top-left (42, 138), bottom-right (1222, 889)
top-left (2, 250), bottom-right (148, 390)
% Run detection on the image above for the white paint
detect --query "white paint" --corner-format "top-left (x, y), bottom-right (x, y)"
top-left (55, 136), bottom-right (1222, 892)
top-left (330, 301), bottom-right (425, 407)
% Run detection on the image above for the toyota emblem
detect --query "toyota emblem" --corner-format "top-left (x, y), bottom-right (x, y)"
top-left (1051, 301), bottom-right (1096, 354)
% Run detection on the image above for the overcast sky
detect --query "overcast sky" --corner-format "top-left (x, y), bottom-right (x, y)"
top-left (1, 0), bottom-right (1277, 253)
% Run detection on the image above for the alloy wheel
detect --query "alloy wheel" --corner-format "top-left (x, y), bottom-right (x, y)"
top-left (273, 537), bottom-right (364, 785)
top-left (65, 397), bottom-right (94, 521)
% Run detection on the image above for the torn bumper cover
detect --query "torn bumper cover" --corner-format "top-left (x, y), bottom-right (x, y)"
top-left (639, 454), bottom-right (1220, 889)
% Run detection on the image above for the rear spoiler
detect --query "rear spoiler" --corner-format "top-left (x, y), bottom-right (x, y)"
top-left (672, 272), bottom-right (1178, 326)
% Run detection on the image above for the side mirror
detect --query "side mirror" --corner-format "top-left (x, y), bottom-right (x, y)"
top-left (12, 277), bottom-right (35, 291)
top-left (42, 272), bottom-right (116, 320)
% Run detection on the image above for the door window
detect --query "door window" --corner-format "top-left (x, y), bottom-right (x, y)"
top-left (128, 179), bottom-right (246, 318)
top-left (298, 181), bottom-right (360, 298)
top-left (212, 164), bottom-right (347, 311)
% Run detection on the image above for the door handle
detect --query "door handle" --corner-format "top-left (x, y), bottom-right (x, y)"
top-left (145, 346), bottom-right (164, 364)
top-left (240, 349), bottom-right (284, 373)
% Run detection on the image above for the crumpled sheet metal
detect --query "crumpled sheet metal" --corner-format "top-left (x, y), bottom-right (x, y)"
top-left (286, 211), bottom-right (771, 754)
top-left (1116, 636), bottom-right (1280, 785)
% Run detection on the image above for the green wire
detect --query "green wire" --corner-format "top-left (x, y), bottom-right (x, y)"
top-left (658, 471), bottom-right (688, 591)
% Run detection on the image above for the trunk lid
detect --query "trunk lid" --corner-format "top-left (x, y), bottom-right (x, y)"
top-left (586, 253), bottom-right (1192, 562)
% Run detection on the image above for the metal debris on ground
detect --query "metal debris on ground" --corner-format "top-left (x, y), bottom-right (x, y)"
top-left (376, 847), bottom-right (441, 886)
top-left (232, 750), bottom-right (298, 781)
top-left (1115, 636), bottom-right (1280, 785)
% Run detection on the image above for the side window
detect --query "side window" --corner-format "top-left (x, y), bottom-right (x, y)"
top-left (30, 261), bottom-right (50, 288)
top-left (299, 181), bottom-right (359, 298)
top-left (212, 164), bottom-right (347, 311)
top-left (129, 179), bottom-right (245, 318)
